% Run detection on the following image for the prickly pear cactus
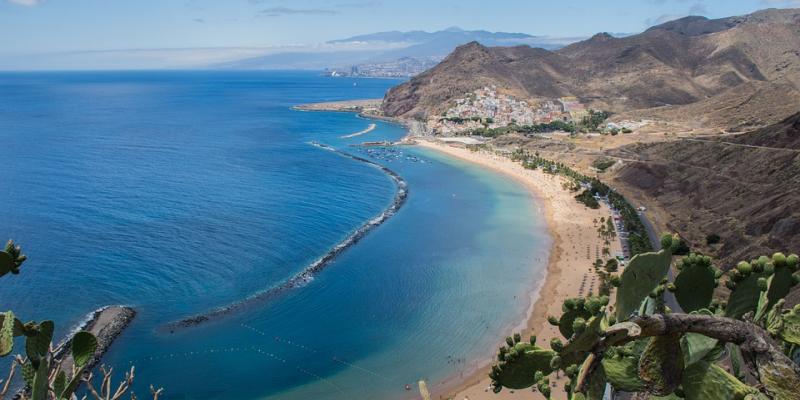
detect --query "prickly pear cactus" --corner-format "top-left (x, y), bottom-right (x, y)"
top-left (25, 320), bottom-right (54, 366)
top-left (490, 340), bottom-right (556, 391)
top-left (616, 249), bottom-right (673, 321)
top-left (0, 311), bottom-right (14, 356)
top-left (765, 253), bottom-right (800, 311)
top-left (765, 300), bottom-right (800, 346)
top-left (638, 333), bottom-right (684, 395)
top-left (601, 340), bottom-right (647, 392)
top-left (725, 260), bottom-right (768, 319)
top-left (558, 298), bottom-right (593, 339)
top-left (0, 240), bottom-right (26, 277)
top-left (681, 361), bottom-right (760, 400)
top-left (670, 254), bottom-right (720, 313)
top-left (726, 254), bottom-right (800, 320)
top-left (572, 357), bottom-right (606, 400)
top-left (680, 310), bottom-right (719, 366)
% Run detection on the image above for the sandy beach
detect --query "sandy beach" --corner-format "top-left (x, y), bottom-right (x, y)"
top-left (415, 139), bottom-right (622, 400)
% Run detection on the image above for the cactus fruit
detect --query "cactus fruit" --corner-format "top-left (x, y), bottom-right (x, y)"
top-left (638, 333), bottom-right (684, 395)
top-left (560, 315), bottom-right (605, 367)
top-left (681, 362), bottom-right (759, 400)
top-left (616, 249), bottom-right (673, 321)
top-left (490, 341), bottom-right (556, 391)
top-left (673, 254), bottom-right (719, 313)
top-left (558, 298), bottom-right (593, 339)
top-left (787, 254), bottom-right (798, 269)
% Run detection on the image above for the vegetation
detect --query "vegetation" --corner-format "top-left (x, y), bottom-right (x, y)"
top-left (511, 149), bottom-right (653, 255)
top-left (491, 235), bottom-right (800, 399)
top-left (591, 157), bottom-right (616, 172)
top-left (462, 121), bottom-right (577, 137)
top-left (706, 234), bottom-right (721, 245)
top-left (1, 240), bottom-right (161, 400)
top-left (575, 190), bottom-right (600, 209)
top-left (440, 116), bottom-right (486, 124)
top-left (448, 109), bottom-right (615, 138)
top-left (580, 110), bottom-right (612, 132)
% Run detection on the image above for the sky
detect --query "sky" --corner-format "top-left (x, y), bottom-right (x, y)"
top-left (1, 0), bottom-right (798, 69)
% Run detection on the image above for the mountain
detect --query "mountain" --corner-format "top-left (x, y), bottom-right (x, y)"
top-left (609, 112), bottom-right (800, 268)
top-left (328, 27), bottom-right (535, 46)
top-left (221, 28), bottom-right (574, 73)
top-left (382, 8), bottom-right (800, 129)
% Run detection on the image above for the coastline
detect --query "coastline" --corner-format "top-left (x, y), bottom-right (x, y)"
top-left (290, 99), bottom-right (620, 399)
top-left (414, 139), bottom-right (622, 400)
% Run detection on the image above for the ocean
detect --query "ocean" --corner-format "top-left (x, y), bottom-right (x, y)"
top-left (0, 71), bottom-right (550, 399)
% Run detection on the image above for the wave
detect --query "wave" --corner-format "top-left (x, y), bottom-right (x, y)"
top-left (160, 142), bottom-right (408, 333)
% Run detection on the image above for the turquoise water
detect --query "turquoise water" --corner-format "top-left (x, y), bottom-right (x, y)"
top-left (0, 71), bottom-right (550, 399)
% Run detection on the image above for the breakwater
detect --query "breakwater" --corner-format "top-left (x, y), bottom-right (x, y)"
top-left (161, 142), bottom-right (408, 333)
top-left (340, 123), bottom-right (377, 139)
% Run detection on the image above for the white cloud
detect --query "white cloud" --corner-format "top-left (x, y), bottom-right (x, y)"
top-left (761, 0), bottom-right (800, 6)
top-left (7, 0), bottom-right (42, 6)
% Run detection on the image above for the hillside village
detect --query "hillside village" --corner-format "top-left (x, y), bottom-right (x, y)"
top-left (428, 86), bottom-right (604, 135)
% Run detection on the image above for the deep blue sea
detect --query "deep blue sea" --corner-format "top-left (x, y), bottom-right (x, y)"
top-left (0, 71), bottom-right (550, 399)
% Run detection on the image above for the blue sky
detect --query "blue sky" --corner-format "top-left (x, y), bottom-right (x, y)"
top-left (1, 0), bottom-right (798, 68)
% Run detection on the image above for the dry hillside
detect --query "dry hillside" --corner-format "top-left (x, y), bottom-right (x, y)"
top-left (608, 112), bottom-right (800, 268)
top-left (382, 8), bottom-right (800, 131)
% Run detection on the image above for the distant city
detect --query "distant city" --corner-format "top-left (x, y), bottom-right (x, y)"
top-left (325, 56), bottom-right (443, 78)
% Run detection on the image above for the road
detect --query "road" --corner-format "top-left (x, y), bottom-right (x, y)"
top-left (679, 137), bottom-right (800, 153)
top-left (637, 207), bottom-right (682, 313)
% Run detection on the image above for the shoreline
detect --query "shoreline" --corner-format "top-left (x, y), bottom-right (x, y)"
top-left (291, 100), bottom-right (619, 399)
top-left (414, 139), bottom-right (622, 400)
top-left (55, 305), bottom-right (136, 374)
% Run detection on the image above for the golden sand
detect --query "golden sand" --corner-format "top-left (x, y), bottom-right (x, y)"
top-left (415, 139), bottom-right (622, 400)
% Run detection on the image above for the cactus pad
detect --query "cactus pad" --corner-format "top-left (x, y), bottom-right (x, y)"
top-left (680, 310), bottom-right (719, 366)
top-left (638, 333), bottom-right (684, 395)
top-left (0, 311), bottom-right (14, 356)
top-left (71, 331), bottom-right (98, 369)
top-left (681, 361), bottom-right (759, 400)
top-left (725, 265), bottom-right (767, 319)
top-left (0, 251), bottom-right (13, 278)
top-left (490, 342), bottom-right (555, 391)
top-left (673, 254), bottom-right (718, 313)
top-left (601, 353), bottom-right (645, 392)
top-left (616, 249), bottom-right (673, 321)
top-left (766, 301), bottom-right (800, 346)
top-left (25, 320), bottom-right (54, 365)
top-left (765, 254), bottom-right (799, 311)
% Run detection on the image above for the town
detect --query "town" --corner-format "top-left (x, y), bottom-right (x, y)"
top-left (428, 86), bottom-right (591, 135)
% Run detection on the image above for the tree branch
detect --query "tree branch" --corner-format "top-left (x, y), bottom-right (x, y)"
top-left (596, 314), bottom-right (800, 398)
